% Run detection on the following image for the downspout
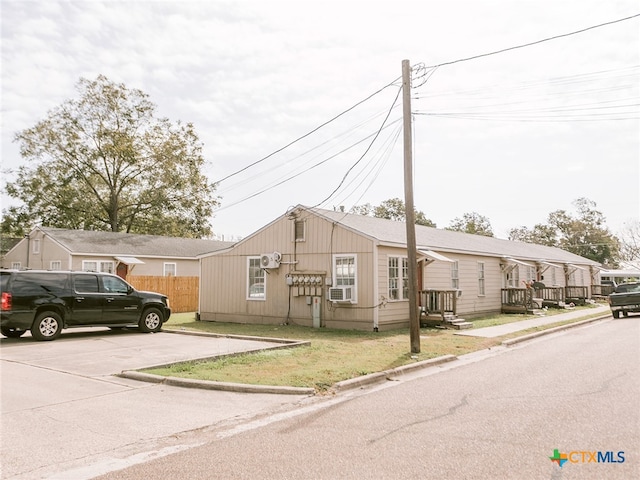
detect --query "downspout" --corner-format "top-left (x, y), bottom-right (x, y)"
top-left (25, 234), bottom-right (30, 269)
top-left (372, 241), bottom-right (379, 332)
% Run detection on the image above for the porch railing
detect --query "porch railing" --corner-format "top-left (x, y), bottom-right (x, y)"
top-left (565, 286), bottom-right (589, 305)
top-left (419, 289), bottom-right (457, 320)
top-left (501, 288), bottom-right (538, 310)
top-left (535, 286), bottom-right (565, 305)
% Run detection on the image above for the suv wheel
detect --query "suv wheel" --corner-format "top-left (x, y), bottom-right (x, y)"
top-left (1, 327), bottom-right (27, 338)
top-left (31, 311), bottom-right (63, 341)
top-left (139, 308), bottom-right (162, 333)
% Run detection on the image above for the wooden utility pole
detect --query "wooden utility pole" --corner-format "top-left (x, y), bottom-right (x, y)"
top-left (402, 59), bottom-right (420, 354)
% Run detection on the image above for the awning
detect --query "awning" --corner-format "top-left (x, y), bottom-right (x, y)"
top-left (501, 257), bottom-right (535, 268)
top-left (564, 263), bottom-right (587, 271)
top-left (114, 256), bottom-right (145, 265)
top-left (418, 249), bottom-right (454, 263)
top-left (537, 260), bottom-right (562, 273)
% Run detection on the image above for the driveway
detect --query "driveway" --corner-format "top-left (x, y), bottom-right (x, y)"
top-left (0, 328), bottom-right (312, 480)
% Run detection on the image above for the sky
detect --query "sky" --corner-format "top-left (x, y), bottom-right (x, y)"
top-left (1, 0), bottom-right (639, 241)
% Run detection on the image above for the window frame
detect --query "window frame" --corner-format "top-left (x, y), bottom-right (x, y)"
top-left (451, 261), bottom-right (459, 289)
top-left (388, 255), bottom-right (409, 301)
top-left (294, 220), bottom-right (306, 242)
top-left (333, 254), bottom-right (357, 303)
top-left (164, 262), bottom-right (177, 277)
top-left (477, 261), bottom-right (485, 296)
top-left (82, 260), bottom-right (114, 273)
top-left (247, 256), bottom-right (266, 301)
top-left (50, 261), bottom-right (62, 271)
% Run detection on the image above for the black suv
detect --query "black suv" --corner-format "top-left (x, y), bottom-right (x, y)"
top-left (1, 270), bottom-right (171, 341)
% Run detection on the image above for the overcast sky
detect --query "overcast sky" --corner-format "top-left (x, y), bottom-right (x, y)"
top-left (2, 0), bottom-right (639, 240)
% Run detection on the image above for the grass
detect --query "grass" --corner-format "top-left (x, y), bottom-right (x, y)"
top-left (145, 305), bottom-right (605, 393)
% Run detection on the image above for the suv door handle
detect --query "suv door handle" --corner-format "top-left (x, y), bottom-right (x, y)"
top-left (106, 297), bottom-right (114, 302)
top-left (76, 297), bottom-right (84, 302)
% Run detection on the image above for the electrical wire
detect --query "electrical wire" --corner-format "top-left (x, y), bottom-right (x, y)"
top-left (215, 80), bottom-right (400, 185)
top-left (311, 85), bottom-right (403, 209)
top-left (423, 13), bottom-right (640, 69)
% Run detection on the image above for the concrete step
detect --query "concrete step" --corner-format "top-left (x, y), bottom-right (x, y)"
top-left (445, 318), bottom-right (473, 330)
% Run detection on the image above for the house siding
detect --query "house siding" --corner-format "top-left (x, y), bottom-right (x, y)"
top-left (199, 211), bottom-right (376, 329)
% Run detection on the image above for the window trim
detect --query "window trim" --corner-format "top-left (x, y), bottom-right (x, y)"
top-left (294, 220), bottom-right (306, 242)
top-left (388, 255), bottom-right (409, 301)
top-left (477, 261), bottom-right (485, 296)
top-left (247, 256), bottom-right (266, 301)
top-left (164, 262), bottom-right (177, 277)
top-left (82, 260), bottom-right (114, 273)
top-left (451, 261), bottom-right (459, 289)
top-left (333, 254), bottom-right (357, 303)
top-left (50, 261), bottom-right (62, 271)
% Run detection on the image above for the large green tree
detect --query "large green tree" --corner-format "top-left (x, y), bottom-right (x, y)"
top-left (3, 75), bottom-right (218, 238)
top-left (508, 198), bottom-right (620, 265)
top-left (446, 212), bottom-right (494, 237)
top-left (351, 198), bottom-right (436, 227)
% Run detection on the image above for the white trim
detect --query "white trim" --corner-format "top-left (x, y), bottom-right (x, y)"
top-left (417, 249), bottom-right (454, 263)
top-left (115, 256), bottom-right (145, 265)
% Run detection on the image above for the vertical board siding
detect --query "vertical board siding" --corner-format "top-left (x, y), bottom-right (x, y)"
top-left (126, 275), bottom-right (198, 313)
top-left (200, 212), bottom-right (376, 328)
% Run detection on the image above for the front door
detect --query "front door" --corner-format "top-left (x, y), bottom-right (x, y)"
top-left (69, 274), bottom-right (103, 325)
top-left (100, 275), bottom-right (141, 324)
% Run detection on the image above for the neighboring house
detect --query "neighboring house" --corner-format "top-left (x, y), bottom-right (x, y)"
top-left (199, 205), bottom-right (601, 331)
top-left (2, 227), bottom-right (233, 278)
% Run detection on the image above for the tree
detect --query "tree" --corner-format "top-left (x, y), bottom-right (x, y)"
top-left (508, 224), bottom-right (558, 246)
top-left (618, 220), bottom-right (640, 262)
top-left (3, 75), bottom-right (218, 238)
top-left (508, 198), bottom-right (620, 265)
top-left (447, 212), bottom-right (494, 237)
top-left (351, 198), bottom-right (436, 227)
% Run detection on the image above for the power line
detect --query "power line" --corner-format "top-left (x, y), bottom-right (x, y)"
top-left (215, 80), bottom-right (399, 185)
top-left (312, 85), bottom-right (403, 209)
top-left (423, 13), bottom-right (640, 69)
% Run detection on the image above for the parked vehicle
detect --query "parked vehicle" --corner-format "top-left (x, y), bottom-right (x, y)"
top-left (608, 282), bottom-right (640, 319)
top-left (1, 270), bottom-right (171, 341)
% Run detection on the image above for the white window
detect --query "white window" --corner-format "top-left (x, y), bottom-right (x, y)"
top-left (50, 261), bottom-right (62, 271)
top-left (294, 220), bottom-right (305, 242)
top-left (32, 239), bottom-right (40, 254)
top-left (164, 263), bottom-right (177, 276)
top-left (11, 262), bottom-right (21, 269)
top-left (478, 262), bottom-right (485, 296)
top-left (82, 260), bottom-right (114, 273)
top-left (451, 261), bottom-right (459, 289)
top-left (505, 266), bottom-right (520, 288)
top-left (247, 257), bottom-right (265, 300)
top-left (334, 254), bottom-right (357, 302)
top-left (388, 256), bottom-right (409, 300)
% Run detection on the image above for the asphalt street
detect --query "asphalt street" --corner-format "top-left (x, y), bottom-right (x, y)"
top-left (93, 316), bottom-right (639, 480)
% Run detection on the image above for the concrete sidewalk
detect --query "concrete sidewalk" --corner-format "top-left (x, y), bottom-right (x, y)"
top-left (454, 304), bottom-right (611, 338)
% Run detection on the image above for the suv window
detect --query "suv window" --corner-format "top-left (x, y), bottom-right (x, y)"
top-left (74, 274), bottom-right (100, 293)
top-left (1, 272), bottom-right (10, 292)
top-left (102, 276), bottom-right (130, 294)
top-left (11, 272), bottom-right (68, 294)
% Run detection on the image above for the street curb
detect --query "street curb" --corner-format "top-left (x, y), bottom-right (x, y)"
top-left (501, 314), bottom-right (611, 346)
top-left (118, 370), bottom-right (316, 396)
top-left (333, 354), bottom-right (458, 392)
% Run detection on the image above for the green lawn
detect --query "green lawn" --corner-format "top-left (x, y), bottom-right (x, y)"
top-left (145, 306), bottom-right (604, 393)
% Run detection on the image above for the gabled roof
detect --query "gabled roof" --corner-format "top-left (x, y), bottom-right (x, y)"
top-left (304, 206), bottom-right (600, 266)
top-left (37, 227), bottom-right (234, 258)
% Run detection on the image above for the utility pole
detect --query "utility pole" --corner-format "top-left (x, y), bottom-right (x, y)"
top-left (402, 59), bottom-right (420, 354)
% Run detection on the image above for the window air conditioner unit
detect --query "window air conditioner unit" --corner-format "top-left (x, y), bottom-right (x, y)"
top-left (328, 286), bottom-right (353, 303)
top-left (260, 252), bottom-right (281, 269)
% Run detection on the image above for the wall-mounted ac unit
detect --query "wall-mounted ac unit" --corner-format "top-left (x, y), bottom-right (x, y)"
top-left (260, 252), bottom-right (282, 269)
top-left (328, 286), bottom-right (353, 303)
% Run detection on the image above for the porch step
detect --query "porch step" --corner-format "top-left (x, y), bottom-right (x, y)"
top-left (444, 318), bottom-right (473, 330)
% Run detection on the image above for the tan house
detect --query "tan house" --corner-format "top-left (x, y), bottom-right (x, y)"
top-left (198, 206), bottom-right (601, 331)
top-left (2, 226), bottom-right (233, 278)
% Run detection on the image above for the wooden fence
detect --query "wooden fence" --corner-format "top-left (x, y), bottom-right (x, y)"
top-left (126, 275), bottom-right (198, 313)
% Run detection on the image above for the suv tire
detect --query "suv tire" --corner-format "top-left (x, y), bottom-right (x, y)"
top-left (139, 308), bottom-right (162, 333)
top-left (1, 327), bottom-right (27, 338)
top-left (31, 311), bottom-right (63, 341)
